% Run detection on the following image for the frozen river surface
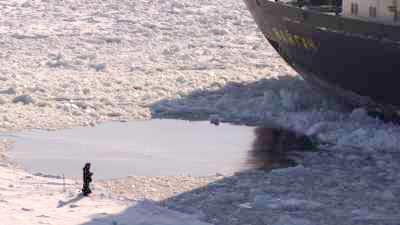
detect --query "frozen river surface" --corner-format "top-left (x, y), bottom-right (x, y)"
top-left (8, 120), bottom-right (254, 179)
top-left (7, 119), bottom-right (312, 179)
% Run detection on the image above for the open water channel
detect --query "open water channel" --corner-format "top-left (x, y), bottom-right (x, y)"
top-left (5, 119), bottom-right (313, 179)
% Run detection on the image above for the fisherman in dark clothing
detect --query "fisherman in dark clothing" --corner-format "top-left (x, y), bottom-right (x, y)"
top-left (82, 163), bottom-right (93, 196)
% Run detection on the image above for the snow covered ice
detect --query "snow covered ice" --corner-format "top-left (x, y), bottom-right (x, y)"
top-left (1, 0), bottom-right (400, 152)
top-left (0, 0), bottom-right (399, 224)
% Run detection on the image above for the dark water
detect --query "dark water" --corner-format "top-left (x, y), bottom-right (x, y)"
top-left (6, 119), bottom-right (314, 179)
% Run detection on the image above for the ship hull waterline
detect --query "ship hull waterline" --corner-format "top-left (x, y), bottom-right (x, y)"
top-left (244, 0), bottom-right (400, 111)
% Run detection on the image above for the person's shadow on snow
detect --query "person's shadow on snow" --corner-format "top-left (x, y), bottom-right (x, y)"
top-left (57, 194), bottom-right (85, 208)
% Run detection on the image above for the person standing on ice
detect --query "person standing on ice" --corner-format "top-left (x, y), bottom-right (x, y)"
top-left (82, 163), bottom-right (93, 196)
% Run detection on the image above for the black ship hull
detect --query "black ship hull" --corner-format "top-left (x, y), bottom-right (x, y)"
top-left (244, 0), bottom-right (400, 110)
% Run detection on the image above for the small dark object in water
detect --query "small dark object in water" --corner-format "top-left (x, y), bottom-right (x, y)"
top-left (209, 115), bottom-right (220, 126)
top-left (82, 163), bottom-right (93, 196)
